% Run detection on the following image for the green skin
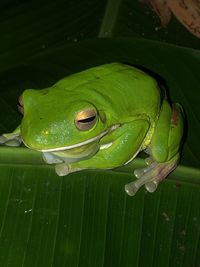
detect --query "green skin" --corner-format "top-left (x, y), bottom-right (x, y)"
top-left (0, 63), bottom-right (184, 196)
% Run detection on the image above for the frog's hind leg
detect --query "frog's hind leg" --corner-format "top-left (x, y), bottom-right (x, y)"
top-left (125, 101), bottom-right (184, 196)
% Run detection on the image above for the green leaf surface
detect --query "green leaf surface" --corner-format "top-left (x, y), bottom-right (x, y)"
top-left (0, 0), bottom-right (200, 266)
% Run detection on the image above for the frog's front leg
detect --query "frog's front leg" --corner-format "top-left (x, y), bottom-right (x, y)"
top-left (0, 126), bottom-right (22, 146)
top-left (125, 101), bottom-right (184, 196)
top-left (54, 120), bottom-right (150, 177)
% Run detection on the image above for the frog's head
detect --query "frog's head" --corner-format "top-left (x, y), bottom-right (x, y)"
top-left (18, 88), bottom-right (116, 155)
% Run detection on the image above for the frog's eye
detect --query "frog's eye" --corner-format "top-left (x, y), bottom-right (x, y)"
top-left (17, 94), bottom-right (24, 114)
top-left (75, 109), bottom-right (97, 131)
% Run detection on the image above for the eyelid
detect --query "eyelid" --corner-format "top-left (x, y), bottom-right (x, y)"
top-left (75, 108), bottom-right (97, 131)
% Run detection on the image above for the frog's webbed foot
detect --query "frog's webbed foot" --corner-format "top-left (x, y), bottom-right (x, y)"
top-left (125, 155), bottom-right (179, 196)
top-left (55, 163), bottom-right (82, 177)
top-left (42, 152), bottom-right (84, 176)
top-left (43, 153), bottom-right (69, 176)
top-left (55, 163), bottom-right (70, 176)
top-left (42, 152), bottom-right (64, 164)
top-left (0, 133), bottom-right (22, 146)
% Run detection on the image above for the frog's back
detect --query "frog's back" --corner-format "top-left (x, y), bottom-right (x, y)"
top-left (55, 63), bottom-right (162, 122)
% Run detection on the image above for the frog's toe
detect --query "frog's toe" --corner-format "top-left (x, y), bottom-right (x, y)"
top-left (55, 163), bottom-right (70, 176)
top-left (0, 135), bottom-right (7, 144)
top-left (145, 181), bottom-right (157, 193)
top-left (42, 152), bottom-right (64, 164)
top-left (144, 158), bottom-right (178, 192)
top-left (0, 135), bottom-right (21, 146)
top-left (125, 155), bottom-right (179, 196)
top-left (55, 163), bottom-right (82, 176)
top-left (145, 156), bottom-right (154, 166)
top-left (134, 160), bottom-right (157, 178)
top-left (125, 182), bottom-right (140, 196)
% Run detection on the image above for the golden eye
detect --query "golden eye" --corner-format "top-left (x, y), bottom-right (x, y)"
top-left (75, 109), bottom-right (97, 131)
top-left (17, 94), bottom-right (24, 114)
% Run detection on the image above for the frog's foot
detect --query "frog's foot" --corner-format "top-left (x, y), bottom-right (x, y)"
top-left (125, 155), bottom-right (179, 196)
top-left (0, 134), bottom-right (22, 146)
top-left (55, 163), bottom-right (82, 176)
top-left (42, 152), bottom-right (64, 164)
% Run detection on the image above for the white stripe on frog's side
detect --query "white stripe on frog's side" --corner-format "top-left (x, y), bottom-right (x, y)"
top-left (100, 142), bottom-right (113, 150)
top-left (124, 144), bottom-right (143, 165)
top-left (25, 124), bottom-right (120, 153)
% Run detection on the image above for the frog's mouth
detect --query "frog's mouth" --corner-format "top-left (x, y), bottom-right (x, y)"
top-left (23, 124), bottom-right (120, 153)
